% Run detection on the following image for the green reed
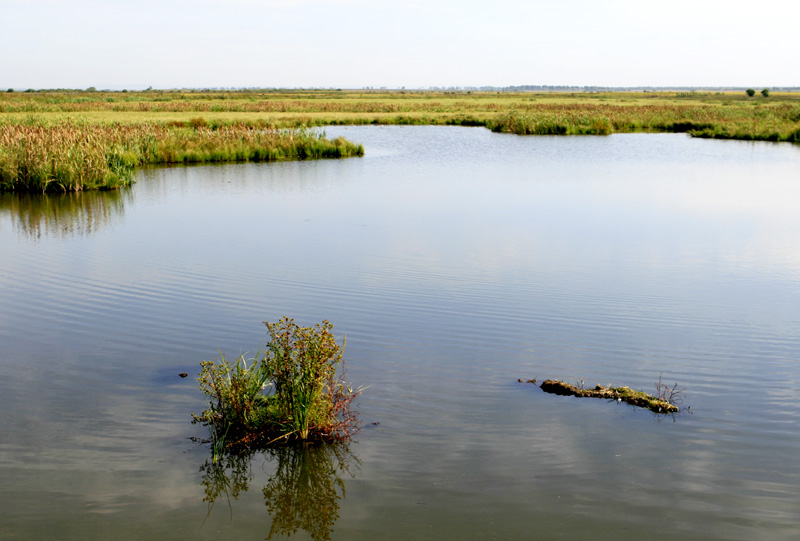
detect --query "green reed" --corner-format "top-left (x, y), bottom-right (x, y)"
top-left (0, 120), bottom-right (364, 193)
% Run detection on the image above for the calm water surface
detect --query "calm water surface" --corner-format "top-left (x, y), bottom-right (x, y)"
top-left (1, 127), bottom-right (800, 540)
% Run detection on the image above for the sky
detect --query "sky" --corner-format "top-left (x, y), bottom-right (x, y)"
top-left (1, 0), bottom-right (797, 90)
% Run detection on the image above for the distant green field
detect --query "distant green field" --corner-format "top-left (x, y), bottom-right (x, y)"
top-left (2, 89), bottom-right (798, 141)
top-left (2, 89), bottom-right (797, 192)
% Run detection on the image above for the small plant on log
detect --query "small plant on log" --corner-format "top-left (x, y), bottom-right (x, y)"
top-left (531, 376), bottom-right (684, 414)
top-left (655, 373), bottom-right (685, 408)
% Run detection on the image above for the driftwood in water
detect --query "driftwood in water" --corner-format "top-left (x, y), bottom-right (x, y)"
top-left (522, 379), bottom-right (679, 413)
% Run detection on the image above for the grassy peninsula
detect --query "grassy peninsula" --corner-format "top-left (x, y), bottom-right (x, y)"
top-left (2, 89), bottom-right (797, 192)
top-left (0, 120), bottom-right (363, 193)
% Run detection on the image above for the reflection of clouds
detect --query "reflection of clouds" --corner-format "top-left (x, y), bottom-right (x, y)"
top-left (667, 176), bottom-right (800, 216)
top-left (356, 160), bottom-right (800, 281)
top-left (348, 386), bottom-right (800, 538)
top-left (0, 375), bottom-right (209, 541)
top-left (114, 131), bottom-right (800, 347)
top-left (82, 468), bottom-right (198, 515)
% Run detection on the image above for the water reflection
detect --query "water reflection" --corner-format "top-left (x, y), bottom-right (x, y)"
top-left (200, 443), bottom-right (359, 541)
top-left (0, 190), bottom-right (129, 239)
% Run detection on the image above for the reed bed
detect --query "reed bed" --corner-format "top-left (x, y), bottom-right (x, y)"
top-left (2, 92), bottom-right (797, 192)
top-left (0, 121), bottom-right (364, 193)
top-left (486, 103), bottom-right (800, 140)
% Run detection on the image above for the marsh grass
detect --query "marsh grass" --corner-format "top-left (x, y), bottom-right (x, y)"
top-left (0, 120), bottom-right (364, 193)
top-left (194, 351), bottom-right (274, 459)
top-left (4, 89), bottom-right (799, 141)
top-left (0, 122), bottom-right (143, 192)
top-left (487, 111), bottom-right (613, 135)
top-left (193, 318), bottom-right (360, 460)
top-left (2, 90), bottom-right (797, 192)
top-left (487, 102), bottom-right (800, 141)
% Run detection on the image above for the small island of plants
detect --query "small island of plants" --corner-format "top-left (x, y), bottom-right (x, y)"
top-left (192, 318), bottom-right (361, 460)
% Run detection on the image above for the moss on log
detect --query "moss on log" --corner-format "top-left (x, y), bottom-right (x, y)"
top-left (533, 379), bottom-right (679, 413)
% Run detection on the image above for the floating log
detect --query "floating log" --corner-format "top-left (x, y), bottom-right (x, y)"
top-left (531, 379), bottom-right (679, 413)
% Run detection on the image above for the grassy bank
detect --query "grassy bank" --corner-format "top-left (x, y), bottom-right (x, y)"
top-left (486, 103), bottom-right (800, 140)
top-left (0, 120), bottom-right (364, 193)
top-left (2, 89), bottom-right (798, 143)
top-left (2, 90), bottom-right (797, 192)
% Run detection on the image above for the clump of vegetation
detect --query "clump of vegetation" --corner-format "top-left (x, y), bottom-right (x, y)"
top-left (0, 121), bottom-right (364, 193)
top-left (527, 376), bottom-right (683, 413)
top-left (487, 111), bottom-right (613, 135)
top-left (746, 88), bottom-right (756, 97)
top-left (192, 318), bottom-right (361, 460)
top-left (0, 122), bottom-right (144, 192)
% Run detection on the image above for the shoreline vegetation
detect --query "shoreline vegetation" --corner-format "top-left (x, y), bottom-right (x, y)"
top-left (1, 89), bottom-right (798, 192)
top-left (0, 121), bottom-right (364, 193)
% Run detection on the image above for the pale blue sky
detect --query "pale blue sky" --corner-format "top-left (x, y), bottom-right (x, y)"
top-left (1, 0), bottom-right (796, 89)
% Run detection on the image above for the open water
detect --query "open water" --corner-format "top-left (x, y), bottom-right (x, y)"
top-left (1, 126), bottom-right (800, 540)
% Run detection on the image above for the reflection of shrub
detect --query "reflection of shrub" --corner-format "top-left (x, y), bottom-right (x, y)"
top-left (263, 444), bottom-right (358, 541)
top-left (193, 318), bottom-right (360, 459)
top-left (199, 451), bottom-right (253, 504)
top-left (199, 442), bottom-right (358, 541)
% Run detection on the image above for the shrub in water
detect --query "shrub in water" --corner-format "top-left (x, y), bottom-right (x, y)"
top-left (193, 318), bottom-right (360, 459)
